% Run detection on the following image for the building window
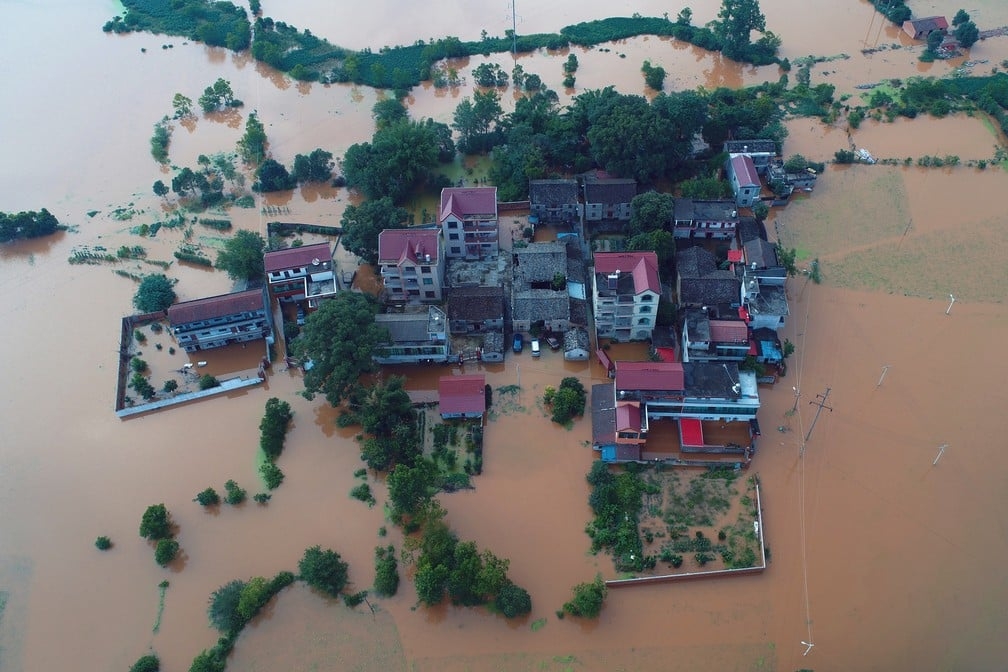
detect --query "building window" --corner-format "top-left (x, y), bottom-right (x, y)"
top-left (423, 278), bottom-right (433, 285)
top-left (639, 306), bottom-right (652, 313)
top-left (449, 233), bottom-right (459, 240)
top-left (421, 266), bottom-right (431, 273)
top-left (640, 294), bottom-right (653, 301)
top-left (451, 247), bottom-right (461, 255)
top-left (425, 291), bottom-right (436, 298)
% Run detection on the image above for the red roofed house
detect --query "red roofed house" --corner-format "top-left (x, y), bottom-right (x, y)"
top-left (377, 228), bottom-right (445, 302)
top-left (902, 16), bottom-right (948, 40)
top-left (440, 186), bottom-right (498, 259)
top-left (727, 154), bottom-right (761, 207)
top-left (264, 242), bottom-right (340, 307)
top-left (168, 287), bottom-right (273, 353)
top-left (439, 374), bottom-right (486, 419)
top-left (592, 251), bottom-right (661, 342)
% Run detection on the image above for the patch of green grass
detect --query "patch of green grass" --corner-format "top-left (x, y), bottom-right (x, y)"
top-left (530, 617), bottom-right (547, 631)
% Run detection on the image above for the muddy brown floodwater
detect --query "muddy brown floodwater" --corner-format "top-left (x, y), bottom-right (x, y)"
top-left (2, 1), bottom-right (1008, 671)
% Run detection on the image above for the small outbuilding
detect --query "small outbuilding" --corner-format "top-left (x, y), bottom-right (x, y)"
top-left (438, 374), bottom-right (486, 419)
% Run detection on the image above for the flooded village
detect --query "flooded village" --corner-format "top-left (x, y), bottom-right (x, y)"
top-left (3, 1), bottom-right (1008, 671)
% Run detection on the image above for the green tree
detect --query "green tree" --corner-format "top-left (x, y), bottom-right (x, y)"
top-left (155, 538), bottom-right (180, 566)
top-left (253, 158), bottom-right (296, 192)
top-left (372, 98), bottom-right (408, 129)
top-left (952, 9), bottom-right (969, 26)
top-left (342, 120), bottom-right (439, 201)
top-left (563, 574), bottom-right (607, 618)
top-left (215, 230), bottom-right (265, 281)
top-left (954, 20), bottom-right (979, 49)
top-left (476, 550), bottom-right (510, 598)
top-left (95, 535), bottom-right (112, 550)
top-left (129, 654), bottom-right (160, 672)
top-left (198, 78), bottom-right (234, 112)
top-left (353, 376), bottom-right (414, 438)
top-left (194, 487), bottom-right (220, 506)
top-left (153, 179), bottom-right (169, 198)
top-left (208, 579), bottom-right (247, 632)
top-left (387, 459), bottom-right (437, 517)
top-left (586, 93), bottom-right (674, 181)
top-left (237, 576), bottom-right (271, 621)
top-left (189, 649), bottom-right (226, 672)
top-left (259, 397), bottom-right (293, 461)
top-left (170, 166), bottom-right (210, 198)
top-left (237, 112), bottom-right (267, 165)
top-left (139, 504), bottom-right (172, 540)
top-left (291, 292), bottom-right (387, 405)
top-left (679, 176), bottom-right (733, 199)
top-left (374, 545), bottom-right (400, 596)
top-left (414, 559), bottom-right (450, 606)
top-left (172, 93), bottom-right (194, 119)
top-left (446, 541), bottom-right (485, 606)
top-left (641, 60), bottom-right (666, 90)
top-left (626, 229), bottom-right (675, 268)
top-left (495, 581), bottom-right (532, 618)
top-left (291, 148), bottom-right (334, 183)
top-left (453, 90), bottom-right (504, 153)
top-left (339, 197), bottom-right (409, 264)
top-left (629, 191), bottom-right (674, 236)
top-left (299, 546), bottom-right (349, 597)
top-left (752, 201), bottom-right (769, 222)
top-left (224, 479), bottom-right (246, 504)
top-left (715, 0), bottom-right (767, 59)
top-left (548, 377), bottom-right (587, 425)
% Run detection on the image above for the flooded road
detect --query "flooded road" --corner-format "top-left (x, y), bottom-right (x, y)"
top-left (2, 1), bottom-right (1008, 671)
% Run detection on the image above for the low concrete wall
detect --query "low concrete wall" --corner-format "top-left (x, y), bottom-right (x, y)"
top-left (116, 375), bottom-right (264, 419)
top-left (606, 479), bottom-right (767, 587)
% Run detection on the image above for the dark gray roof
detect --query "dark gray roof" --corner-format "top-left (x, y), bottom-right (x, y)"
top-left (447, 286), bottom-right (505, 322)
top-left (513, 291), bottom-right (570, 323)
top-left (676, 246), bottom-right (718, 279)
top-left (680, 273), bottom-right (741, 306)
top-left (375, 313), bottom-right (432, 343)
top-left (514, 241), bottom-right (567, 284)
top-left (568, 297), bottom-right (589, 326)
top-left (743, 239), bottom-right (778, 269)
top-left (529, 179), bottom-right (579, 206)
top-left (591, 383), bottom-right (617, 445)
top-left (736, 217), bottom-right (767, 244)
top-left (684, 308), bottom-right (711, 342)
top-left (651, 326), bottom-right (677, 349)
top-left (566, 326), bottom-right (590, 350)
top-left (673, 198), bottom-right (738, 223)
top-left (683, 361), bottom-right (742, 399)
top-left (482, 330), bottom-right (504, 353)
top-left (749, 284), bottom-right (789, 317)
top-left (583, 178), bottom-right (637, 205)
top-left (565, 241), bottom-right (585, 284)
top-left (723, 139), bottom-right (777, 155)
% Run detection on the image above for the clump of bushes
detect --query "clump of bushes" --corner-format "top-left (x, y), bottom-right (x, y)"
top-left (129, 653), bottom-right (160, 672)
top-left (298, 546), bottom-right (349, 597)
top-left (373, 545), bottom-right (399, 597)
top-left (562, 575), bottom-right (607, 619)
top-left (194, 487), bottom-right (220, 506)
top-left (543, 377), bottom-right (587, 425)
top-left (224, 479), bottom-right (246, 505)
top-left (95, 535), bottom-right (112, 550)
top-left (155, 539), bottom-right (180, 566)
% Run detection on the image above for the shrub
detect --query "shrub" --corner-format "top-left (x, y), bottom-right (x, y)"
top-left (95, 535), bottom-right (112, 550)
top-left (350, 482), bottom-right (375, 504)
top-left (563, 575), bottom-right (607, 618)
top-left (495, 581), bottom-right (532, 618)
top-left (260, 462), bottom-right (284, 490)
top-left (253, 492), bottom-right (272, 504)
top-left (134, 330), bottom-right (147, 343)
top-left (199, 374), bottom-right (220, 390)
top-left (224, 479), bottom-right (246, 505)
top-left (139, 504), bottom-right (172, 540)
top-left (163, 379), bottom-right (178, 393)
top-left (131, 357), bottom-right (148, 373)
top-left (208, 580), bottom-right (246, 632)
top-left (299, 546), bottom-right (349, 597)
top-left (259, 398), bottom-right (293, 461)
top-left (155, 539), bottom-right (180, 566)
top-left (129, 654), bottom-right (160, 672)
top-left (373, 545), bottom-right (399, 597)
top-left (194, 487), bottom-right (220, 506)
top-left (133, 274), bottom-right (176, 312)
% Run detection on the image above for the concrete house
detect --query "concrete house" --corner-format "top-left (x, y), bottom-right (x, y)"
top-left (377, 228), bottom-right (445, 303)
top-left (446, 286), bottom-right (505, 334)
top-left (511, 241), bottom-right (570, 334)
top-left (440, 186), bottom-right (499, 260)
top-left (676, 246), bottom-right (742, 309)
top-left (529, 179), bottom-right (581, 225)
top-left (373, 305), bottom-right (450, 364)
top-left (672, 198), bottom-right (740, 240)
top-left (439, 374), bottom-right (486, 419)
top-left (263, 242), bottom-right (340, 308)
top-left (592, 251), bottom-right (661, 342)
top-left (681, 308), bottom-right (750, 363)
top-left (168, 287), bottom-right (272, 353)
top-left (727, 154), bottom-right (761, 207)
top-left (742, 238), bottom-right (787, 286)
top-left (591, 383), bottom-right (647, 463)
top-left (723, 139), bottom-right (778, 174)
top-left (583, 174), bottom-right (636, 223)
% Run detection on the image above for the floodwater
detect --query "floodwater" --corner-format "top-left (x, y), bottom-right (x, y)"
top-left (2, 1), bottom-right (1008, 671)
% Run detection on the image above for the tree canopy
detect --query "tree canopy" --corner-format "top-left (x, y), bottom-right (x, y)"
top-left (715, 0), bottom-right (768, 59)
top-left (342, 119), bottom-right (441, 202)
top-left (253, 158), bottom-right (296, 192)
top-left (628, 191), bottom-right (674, 236)
top-left (133, 274), bottom-right (176, 313)
top-left (298, 546), bottom-right (349, 597)
top-left (563, 574), bottom-right (607, 618)
top-left (291, 292), bottom-right (387, 406)
top-left (291, 148), bottom-right (334, 183)
top-left (0, 209), bottom-right (60, 242)
top-left (339, 197), bottom-right (409, 264)
top-left (139, 503), bottom-right (172, 540)
top-left (215, 230), bottom-right (266, 281)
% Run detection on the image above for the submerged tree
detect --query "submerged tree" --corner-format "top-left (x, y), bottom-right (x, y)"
top-left (715, 0), bottom-right (768, 59)
top-left (215, 230), bottom-right (265, 281)
top-left (133, 274), bottom-right (176, 313)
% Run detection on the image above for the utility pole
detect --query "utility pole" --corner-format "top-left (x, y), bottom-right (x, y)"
top-left (511, 0), bottom-right (517, 54)
top-left (933, 443), bottom-right (947, 466)
top-left (876, 364), bottom-right (890, 388)
top-left (790, 386), bottom-right (801, 414)
top-left (946, 294), bottom-right (956, 315)
top-left (804, 387), bottom-right (833, 444)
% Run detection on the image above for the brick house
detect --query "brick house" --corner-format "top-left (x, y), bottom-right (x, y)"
top-left (168, 287), bottom-right (272, 353)
top-left (529, 179), bottom-right (581, 225)
top-left (583, 174), bottom-right (636, 223)
top-left (902, 16), bottom-right (948, 40)
top-left (727, 154), bottom-right (761, 207)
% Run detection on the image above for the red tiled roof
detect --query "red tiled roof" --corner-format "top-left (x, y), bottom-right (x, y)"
top-left (615, 402), bottom-right (640, 432)
top-left (167, 289), bottom-right (265, 326)
top-left (378, 228), bottom-right (441, 264)
top-left (594, 251), bottom-right (661, 294)
top-left (264, 242), bottom-right (333, 273)
top-left (438, 374), bottom-right (486, 415)
top-left (439, 187), bottom-right (498, 221)
top-left (730, 155), bottom-right (760, 187)
top-left (727, 249), bottom-right (743, 263)
top-left (708, 320), bottom-right (748, 343)
top-left (615, 361), bottom-right (684, 392)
